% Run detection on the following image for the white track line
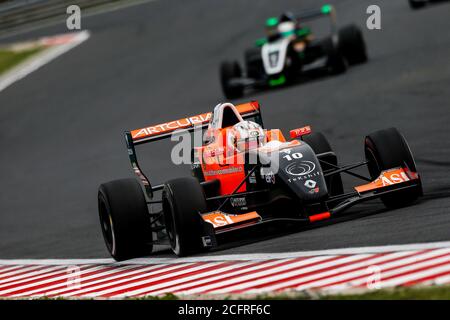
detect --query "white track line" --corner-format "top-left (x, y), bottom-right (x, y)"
top-left (2, 241), bottom-right (450, 266)
top-left (0, 30), bottom-right (90, 93)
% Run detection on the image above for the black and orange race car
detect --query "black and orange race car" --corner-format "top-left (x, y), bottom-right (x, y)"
top-left (98, 101), bottom-right (423, 260)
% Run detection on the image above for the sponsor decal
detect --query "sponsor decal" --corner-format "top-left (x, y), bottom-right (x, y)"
top-left (203, 147), bottom-right (224, 158)
top-left (261, 168), bottom-right (276, 184)
top-left (290, 126), bottom-right (312, 139)
top-left (132, 113), bottom-right (212, 140)
top-left (287, 171), bottom-right (322, 183)
top-left (269, 51), bottom-right (279, 67)
top-left (285, 161), bottom-right (316, 177)
top-left (308, 187), bottom-right (320, 194)
top-left (249, 172), bottom-right (257, 184)
top-left (202, 211), bottom-right (260, 229)
top-left (230, 197), bottom-right (247, 208)
top-left (304, 179), bottom-right (317, 189)
top-left (132, 163), bottom-right (150, 186)
top-left (201, 236), bottom-right (213, 247)
top-left (203, 166), bottom-right (243, 177)
top-left (130, 102), bottom-right (260, 141)
top-left (355, 167), bottom-right (416, 193)
top-left (283, 152), bottom-right (303, 161)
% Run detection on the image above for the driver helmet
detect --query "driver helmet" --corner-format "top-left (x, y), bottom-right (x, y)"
top-left (265, 17), bottom-right (280, 39)
top-left (229, 121), bottom-right (266, 152)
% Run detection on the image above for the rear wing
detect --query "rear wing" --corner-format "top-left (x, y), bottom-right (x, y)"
top-left (124, 101), bottom-right (262, 198)
top-left (129, 101), bottom-right (262, 145)
top-left (256, 5), bottom-right (337, 47)
top-left (295, 4), bottom-right (336, 22)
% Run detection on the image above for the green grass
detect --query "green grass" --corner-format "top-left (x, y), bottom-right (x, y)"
top-left (321, 286), bottom-right (450, 300)
top-left (139, 285), bottom-right (450, 300)
top-left (0, 47), bottom-right (44, 75)
top-left (252, 285), bottom-right (450, 300)
top-left (2, 286), bottom-right (449, 301)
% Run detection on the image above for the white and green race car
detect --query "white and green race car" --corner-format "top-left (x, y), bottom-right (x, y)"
top-left (219, 4), bottom-right (368, 99)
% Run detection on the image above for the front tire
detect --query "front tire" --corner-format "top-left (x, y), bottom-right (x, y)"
top-left (220, 61), bottom-right (244, 99)
top-left (244, 47), bottom-right (264, 79)
top-left (364, 128), bottom-right (423, 208)
top-left (98, 179), bottom-right (152, 261)
top-left (162, 177), bottom-right (207, 256)
top-left (301, 132), bottom-right (344, 196)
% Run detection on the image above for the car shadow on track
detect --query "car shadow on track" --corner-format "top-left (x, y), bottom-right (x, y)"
top-left (237, 63), bottom-right (367, 100)
top-left (149, 200), bottom-right (399, 257)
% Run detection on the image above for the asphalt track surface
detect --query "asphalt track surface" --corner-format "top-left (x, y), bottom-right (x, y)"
top-left (0, 0), bottom-right (449, 259)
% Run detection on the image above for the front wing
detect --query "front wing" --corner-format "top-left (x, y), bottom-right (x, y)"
top-left (198, 167), bottom-right (421, 248)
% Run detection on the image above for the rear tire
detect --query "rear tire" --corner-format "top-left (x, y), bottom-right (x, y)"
top-left (162, 177), bottom-right (208, 256)
top-left (220, 61), bottom-right (244, 99)
top-left (98, 179), bottom-right (152, 261)
top-left (409, 0), bottom-right (426, 9)
top-left (301, 132), bottom-right (344, 196)
top-left (338, 24), bottom-right (368, 65)
top-left (364, 128), bottom-right (423, 208)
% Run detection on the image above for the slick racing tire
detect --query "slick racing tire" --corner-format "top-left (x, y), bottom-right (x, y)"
top-left (162, 177), bottom-right (208, 256)
top-left (244, 47), bottom-right (265, 79)
top-left (409, 0), bottom-right (426, 9)
top-left (365, 128), bottom-right (423, 208)
top-left (338, 24), bottom-right (368, 65)
top-left (220, 61), bottom-right (244, 100)
top-left (328, 52), bottom-right (348, 74)
top-left (323, 37), bottom-right (348, 75)
top-left (98, 179), bottom-right (153, 261)
top-left (301, 132), bottom-right (344, 196)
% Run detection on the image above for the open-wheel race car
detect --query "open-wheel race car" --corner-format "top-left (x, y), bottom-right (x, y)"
top-left (409, 0), bottom-right (448, 9)
top-left (219, 4), bottom-right (368, 99)
top-left (98, 101), bottom-right (422, 260)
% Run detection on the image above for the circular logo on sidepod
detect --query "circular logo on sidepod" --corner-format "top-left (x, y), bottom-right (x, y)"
top-left (285, 161), bottom-right (316, 176)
